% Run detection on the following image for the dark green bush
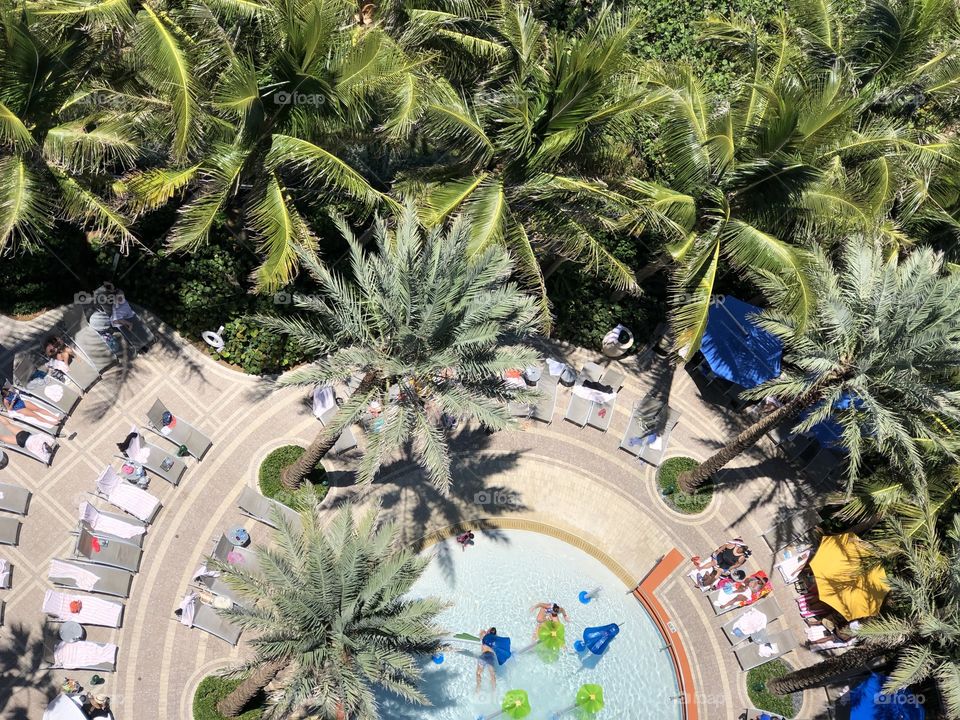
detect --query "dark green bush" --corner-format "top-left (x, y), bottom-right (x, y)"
top-left (657, 456), bottom-right (713, 514)
top-left (258, 444), bottom-right (328, 508)
top-left (193, 675), bottom-right (263, 720)
top-left (217, 318), bottom-right (310, 376)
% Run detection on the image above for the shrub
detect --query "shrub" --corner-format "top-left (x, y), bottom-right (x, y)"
top-left (746, 659), bottom-right (798, 718)
top-left (217, 318), bottom-right (310, 376)
top-left (193, 676), bottom-right (263, 720)
top-left (258, 445), bottom-right (328, 508)
top-left (657, 456), bottom-right (713, 514)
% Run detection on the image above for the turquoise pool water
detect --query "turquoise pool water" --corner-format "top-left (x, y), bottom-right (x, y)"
top-left (378, 530), bottom-right (682, 720)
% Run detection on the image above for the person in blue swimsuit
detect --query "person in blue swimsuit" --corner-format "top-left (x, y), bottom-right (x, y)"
top-left (476, 627), bottom-right (499, 692)
top-left (1, 385), bottom-right (62, 426)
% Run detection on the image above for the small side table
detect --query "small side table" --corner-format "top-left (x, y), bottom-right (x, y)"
top-left (59, 621), bottom-right (84, 643)
top-left (226, 527), bottom-right (250, 547)
top-left (522, 366), bottom-right (542, 386)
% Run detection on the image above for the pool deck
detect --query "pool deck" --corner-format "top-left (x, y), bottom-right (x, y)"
top-left (0, 307), bottom-right (837, 719)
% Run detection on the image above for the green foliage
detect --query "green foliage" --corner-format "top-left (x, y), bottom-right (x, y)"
top-left (218, 318), bottom-right (310, 376)
top-left (258, 445), bottom-right (327, 508)
top-left (658, 457), bottom-right (713, 514)
top-left (193, 676), bottom-right (263, 720)
top-left (747, 660), bottom-right (797, 718)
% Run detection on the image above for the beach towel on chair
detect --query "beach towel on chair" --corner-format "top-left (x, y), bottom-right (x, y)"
top-left (79, 502), bottom-right (145, 540)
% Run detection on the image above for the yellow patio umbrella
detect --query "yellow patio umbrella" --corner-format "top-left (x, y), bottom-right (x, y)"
top-left (810, 533), bottom-right (889, 620)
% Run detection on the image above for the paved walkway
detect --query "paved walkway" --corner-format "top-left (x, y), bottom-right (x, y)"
top-left (0, 308), bottom-right (830, 719)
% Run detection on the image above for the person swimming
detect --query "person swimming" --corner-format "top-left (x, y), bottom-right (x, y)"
top-left (530, 602), bottom-right (568, 640)
top-left (476, 627), bottom-right (499, 692)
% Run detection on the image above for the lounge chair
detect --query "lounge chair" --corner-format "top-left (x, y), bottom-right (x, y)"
top-left (117, 427), bottom-right (187, 485)
top-left (94, 465), bottom-right (161, 523)
top-left (49, 559), bottom-right (133, 598)
top-left (46, 347), bottom-right (100, 392)
top-left (145, 399), bottom-right (213, 460)
top-left (761, 508), bottom-right (822, 553)
top-left (73, 527), bottom-right (142, 572)
top-left (619, 395), bottom-right (681, 466)
top-left (0, 559), bottom-right (10, 588)
top-left (734, 629), bottom-right (797, 670)
top-left (79, 502), bottom-right (146, 547)
top-left (586, 367), bottom-right (626, 431)
top-left (180, 601), bottom-right (242, 646)
top-left (564, 362), bottom-right (604, 427)
top-left (0, 517), bottom-right (22, 546)
top-left (0, 417), bottom-right (58, 465)
top-left (0, 481), bottom-right (31, 515)
top-left (238, 486), bottom-right (301, 530)
top-left (58, 305), bottom-right (118, 373)
top-left (43, 589), bottom-right (123, 628)
top-left (193, 571), bottom-right (252, 610)
top-left (211, 534), bottom-right (260, 576)
top-left (721, 596), bottom-right (783, 645)
top-left (531, 373), bottom-right (558, 424)
top-left (775, 546), bottom-right (812, 583)
top-left (711, 571), bottom-right (773, 616)
top-left (12, 355), bottom-right (81, 414)
top-left (1, 381), bottom-right (65, 434)
top-left (44, 638), bottom-right (118, 672)
top-left (312, 387), bottom-right (358, 454)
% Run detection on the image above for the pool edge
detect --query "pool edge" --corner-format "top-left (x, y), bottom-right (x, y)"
top-left (413, 519), bottom-right (697, 720)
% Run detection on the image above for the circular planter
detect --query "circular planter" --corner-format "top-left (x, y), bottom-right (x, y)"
top-left (258, 444), bottom-right (328, 508)
top-left (656, 456), bottom-right (714, 515)
top-left (744, 657), bottom-right (802, 719)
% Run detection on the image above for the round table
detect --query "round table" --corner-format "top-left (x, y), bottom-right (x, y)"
top-left (59, 621), bottom-right (84, 643)
top-left (559, 366), bottom-right (577, 387)
top-left (226, 527), bottom-right (250, 547)
top-left (522, 365), bottom-right (542, 385)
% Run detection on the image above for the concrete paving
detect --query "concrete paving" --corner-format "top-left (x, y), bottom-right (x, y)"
top-left (0, 309), bottom-right (833, 720)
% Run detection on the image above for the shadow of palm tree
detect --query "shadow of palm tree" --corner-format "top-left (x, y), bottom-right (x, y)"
top-left (0, 623), bottom-right (59, 719)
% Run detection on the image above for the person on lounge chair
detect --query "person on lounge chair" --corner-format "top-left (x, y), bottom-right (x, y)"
top-left (693, 538), bottom-right (751, 576)
top-left (1, 385), bottom-right (62, 426)
top-left (0, 415), bottom-right (55, 463)
top-left (43, 335), bottom-right (77, 372)
top-left (718, 576), bottom-right (766, 609)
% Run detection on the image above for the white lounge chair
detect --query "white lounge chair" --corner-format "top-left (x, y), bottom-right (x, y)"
top-left (43, 589), bottom-right (123, 628)
top-left (564, 362), bottom-right (604, 427)
top-left (0, 517), bottom-right (21, 546)
top-left (58, 304), bottom-right (119, 373)
top-left (586, 367), bottom-right (625, 431)
top-left (79, 501), bottom-right (146, 546)
top-left (145, 399), bottom-right (213, 460)
top-left (313, 387), bottom-right (358, 455)
top-left (531, 373), bottom-right (558, 424)
top-left (720, 596), bottom-right (783, 645)
top-left (176, 595), bottom-right (242, 646)
top-left (94, 465), bottom-right (161, 523)
top-left (238, 486), bottom-right (301, 530)
top-left (49, 558), bottom-right (133, 598)
top-left (0, 416), bottom-right (58, 465)
top-left (44, 636), bottom-right (117, 672)
top-left (1, 381), bottom-right (65, 434)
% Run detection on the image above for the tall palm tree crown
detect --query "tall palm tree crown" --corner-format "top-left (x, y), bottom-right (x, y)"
top-left (677, 237), bottom-right (960, 492)
top-left (213, 503), bottom-right (446, 720)
top-left (258, 205), bottom-right (542, 491)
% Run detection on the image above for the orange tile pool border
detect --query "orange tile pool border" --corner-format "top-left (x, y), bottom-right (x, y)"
top-left (413, 520), bottom-right (696, 720)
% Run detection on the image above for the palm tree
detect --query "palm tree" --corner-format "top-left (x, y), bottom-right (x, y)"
top-left (768, 513), bottom-right (960, 716)
top-left (257, 205), bottom-right (541, 491)
top-left (399, 2), bottom-right (659, 325)
top-left (675, 237), bottom-right (960, 493)
top-left (122, 0), bottom-right (422, 291)
top-left (0, 5), bottom-right (169, 251)
top-left (213, 502), bottom-right (446, 719)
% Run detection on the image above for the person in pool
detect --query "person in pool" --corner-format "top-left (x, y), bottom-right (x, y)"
top-left (476, 627), bottom-right (498, 692)
top-left (1, 385), bottom-right (62, 427)
top-left (456, 531), bottom-right (475, 551)
top-left (530, 602), bottom-right (568, 639)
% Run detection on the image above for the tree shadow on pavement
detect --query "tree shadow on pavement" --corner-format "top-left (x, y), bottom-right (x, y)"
top-left (0, 623), bottom-right (59, 720)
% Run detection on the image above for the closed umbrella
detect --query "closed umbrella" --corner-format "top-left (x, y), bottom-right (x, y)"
top-left (810, 533), bottom-right (889, 620)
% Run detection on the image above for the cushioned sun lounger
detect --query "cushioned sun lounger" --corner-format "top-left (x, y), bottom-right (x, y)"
top-left (0, 421), bottom-right (58, 466)
top-left (47, 349), bottom-right (99, 392)
top-left (564, 362), bottom-right (604, 427)
top-left (211, 534), bottom-right (260, 576)
top-left (44, 638), bottom-right (118, 672)
top-left (12, 356), bottom-right (81, 414)
top-left (761, 508), bottom-right (822, 553)
top-left (194, 573), bottom-right (252, 610)
top-left (637, 407), bottom-right (680, 467)
top-left (619, 396), bottom-right (664, 457)
top-left (720, 596), bottom-right (783, 645)
top-left (237, 486), bottom-right (301, 530)
top-left (0, 481), bottom-right (31, 515)
top-left (94, 465), bottom-right (161, 523)
top-left (145, 399), bottom-right (213, 460)
top-left (189, 602), bottom-right (242, 645)
top-left (118, 427), bottom-right (187, 485)
top-left (43, 589), bottom-right (124, 628)
top-left (49, 559), bottom-right (133, 598)
top-left (531, 373), bottom-right (558, 424)
top-left (734, 629), bottom-right (797, 670)
top-left (0, 517), bottom-right (22, 546)
top-left (58, 305), bottom-right (118, 373)
top-left (711, 571), bottom-right (773, 616)
top-left (1, 381), bottom-right (65, 435)
top-left (586, 367), bottom-right (625, 431)
top-left (79, 503), bottom-right (146, 547)
top-left (73, 527), bottom-right (142, 572)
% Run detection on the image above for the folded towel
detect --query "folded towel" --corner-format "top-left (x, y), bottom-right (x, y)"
top-left (192, 564), bottom-right (220, 582)
top-left (54, 641), bottom-right (116, 669)
top-left (572, 385), bottom-right (616, 404)
top-left (43, 384), bottom-right (64, 403)
top-left (24, 433), bottom-right (55, 463)
top-left (49, 559), bottom-right (99, 591)
top-left (732, 608), bottom-right (768, 636)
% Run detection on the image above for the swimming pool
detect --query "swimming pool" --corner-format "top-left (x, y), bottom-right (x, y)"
top-left (378, 530), bottom-right (683, 720)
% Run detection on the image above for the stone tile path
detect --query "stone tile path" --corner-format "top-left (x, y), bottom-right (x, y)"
top-left (0, 310), bottom-right (831, 719)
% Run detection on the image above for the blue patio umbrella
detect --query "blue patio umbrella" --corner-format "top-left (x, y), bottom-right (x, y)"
top-left (850, 673), bottom-right (925, 720)
top-left (803, 392), bottom-right (865, 451)
top-left (700, 296), bottom-right (782, 389)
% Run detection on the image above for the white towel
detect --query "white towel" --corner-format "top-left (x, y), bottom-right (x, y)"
top-left (79, 502), bottom-right (145, 540)
top-left (732, 609), bottom-right (768, 637)
top-left (192, 564), bottom-right (220, 582)
top-left (572, 385), bottom-right (616, 404)
top-left (49, 559), bottom-right (99, 591)
top-left (312, 386), bottom-right (336, 419)
top-left (54, 641), bottom-right (116, 669)
top-left (0, 559), bottom-right (8, 588)
top-left (43, 590), bottom-right (122, 627)
top-left (777, 550), bottom-right (811, 583)
top-left (758, 642), bottom-right (780, 657)
top-left (6, 409), bottom-right (58, 430)
top-left (179, 592), bottom-right (198, 627)
top-left (546, 358), bottom-right (566, 376)
top-left (42, 384), bottom-right (64, 403)
top-left (24, 432), bottom-right (55, 463)
top-left (97, 464), bottom-right (160, 522)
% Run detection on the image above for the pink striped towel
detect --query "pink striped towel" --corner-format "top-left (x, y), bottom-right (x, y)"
top-left (43, 589), bottom-right (123, 627)
top-left (54, 641), bottom-right (117, 669)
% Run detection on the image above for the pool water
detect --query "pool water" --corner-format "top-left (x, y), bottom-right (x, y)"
top-left (377, 530), bottom-right (682, 720)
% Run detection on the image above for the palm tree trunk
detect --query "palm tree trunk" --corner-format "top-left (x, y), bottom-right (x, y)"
top-left (279, 372), bottom-right (376, 490)
top-left (766, 646), bottom-right (888, 695)
top-left (676, 373), bottom-right (838, 493)
top-left (216, 660), bottom-right (285, 717)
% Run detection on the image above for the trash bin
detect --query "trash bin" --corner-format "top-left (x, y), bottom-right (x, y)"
top-left (602, 324), bottom-right (634, 358)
